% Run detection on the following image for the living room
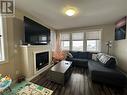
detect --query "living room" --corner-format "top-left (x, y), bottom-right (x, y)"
top-left (0, 0), bottom-right (127, 95)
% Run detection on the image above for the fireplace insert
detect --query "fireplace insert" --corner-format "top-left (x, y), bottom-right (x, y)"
top-left (36, 52), bottom-right (49, 71)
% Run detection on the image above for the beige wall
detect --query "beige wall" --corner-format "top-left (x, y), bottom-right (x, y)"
top-left (113, 19), bottom-right (127, 73)
top-left (57, 24), bottom-right (115, 54)
top-left (0, 8), bottom-right (55, 80)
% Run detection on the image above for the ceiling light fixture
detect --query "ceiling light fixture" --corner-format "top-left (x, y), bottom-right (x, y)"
top-left (65, 9), bottom-right (76, 16)
top-left (63, 6), bottom-right (78, 17)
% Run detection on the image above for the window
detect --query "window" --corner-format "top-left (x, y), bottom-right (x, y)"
top-left (60, 30), bottom-right (101, 52)
top-left (87, 40), bottom-right (100, 52)
top-left (72, 32), bottom-right (84, 51)
top-left (61, 33), bottom-right (70, 50)
top-left (0, 16), bottom-right (5, 61)
top-left (86, 31), bottom-right (101, 52)
top-left (61, 41), bottom-right (70, 50)
top-left (72, 41), bottom-right (83, 51)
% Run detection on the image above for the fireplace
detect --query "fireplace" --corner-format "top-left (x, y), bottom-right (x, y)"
top-left (35, 51), bottom-right (49, 71)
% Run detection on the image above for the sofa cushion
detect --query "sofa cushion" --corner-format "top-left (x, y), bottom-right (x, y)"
top-left (66, 52), bottom-right (73, 58)
top-left (72, 58), bottom-right (88, 63)
top-left (88, 60), bottom-right (127, 87)
top-left (72, 58), bottom-right (88, 67)
top-left (89, 60), bottom-right (115, 72)
top-left (69, 51), bottom-right (93, 59)
top-left (69, 51), bottom-right (79, 58)
top-left (87, 52), bottom-right (93, 60)
top-left (96, 53), bottom-right (103, 60)
top-left (92, 54), bottom-right (98, 61)
top-left (97, 53), bottom-right (116, 68)
top-left (78, 52), bottom-right (88, 59)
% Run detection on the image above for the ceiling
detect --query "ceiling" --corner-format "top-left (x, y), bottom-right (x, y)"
top-left (16, 0), bottom-right (127, 30)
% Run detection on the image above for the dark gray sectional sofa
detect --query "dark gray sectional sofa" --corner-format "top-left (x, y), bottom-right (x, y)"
top-left (66, 51), bottom-right (93, 68)
top-left (66, 51), bottom-right (127, 87)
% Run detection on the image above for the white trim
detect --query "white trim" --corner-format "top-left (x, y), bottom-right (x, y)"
top-left (26, 64), bottom-right (53, 81)
top-left (0, 17), bottom-right (8, 64)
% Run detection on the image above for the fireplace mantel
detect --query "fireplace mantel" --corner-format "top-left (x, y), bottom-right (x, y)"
top-left (20, 45), bottom-right (52, 80)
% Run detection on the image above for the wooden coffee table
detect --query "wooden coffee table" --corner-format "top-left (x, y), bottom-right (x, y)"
top-left (49, 60), bottom-right (72, 85)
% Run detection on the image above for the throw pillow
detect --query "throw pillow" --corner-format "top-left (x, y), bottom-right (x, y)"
top-left (104, 57), bottom-right (116, 68)
top-left (67, 52), bottom-right (73, 58)
top-left (96, 53), bottom-right (103, 60)
top-left (99, 55), bottom-right (106, 63)
top-left (92, 54), bottom-right (97, 61)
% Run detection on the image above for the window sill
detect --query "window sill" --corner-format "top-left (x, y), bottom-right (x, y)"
top-left (86, 51), bottom-right (100, 53)
top-left (0, 60), bottom-right (8, 64)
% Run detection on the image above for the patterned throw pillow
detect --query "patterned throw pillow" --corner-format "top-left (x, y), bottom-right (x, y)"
top-left (99, 54), bottom-right (111, 64)
top-left (96, 53), bottom-right (103, 60)
top-left (97, 53), bottom-right (116, 68)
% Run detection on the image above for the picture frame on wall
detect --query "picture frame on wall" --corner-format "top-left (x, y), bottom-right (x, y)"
top-left (115, 16), bottom-right (126, 40)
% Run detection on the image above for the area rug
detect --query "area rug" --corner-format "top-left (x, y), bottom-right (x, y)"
top-left (3, 81), bottom-right (53, 95)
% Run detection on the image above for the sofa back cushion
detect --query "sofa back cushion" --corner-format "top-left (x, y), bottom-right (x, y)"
top-left (97, 53), bottom-right (116, 68)
top-left (69, 51), bottom-right (93, 59)
top-left (78, 52), bottom-right (89, 59)
top-left (69, 51), bottom-right (96, 59)
top-left (69, 51), bottom-right (79, 58)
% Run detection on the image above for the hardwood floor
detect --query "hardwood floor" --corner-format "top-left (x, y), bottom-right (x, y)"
top-left (31, 67), bottom-right (127, 95)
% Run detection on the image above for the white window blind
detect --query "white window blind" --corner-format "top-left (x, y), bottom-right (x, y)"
top-left (60, 30), bottom-right (102, 52)
top-left (72, 32), bottom-right (84, 51)
top-left (61, 33), bottom-right (70, 50)
top-left (72, 32), bottom-right (84, 40)
top-left (61, 33), bottom-right (70, 40)
top-left (86, 31), bottom-right (101, 40)
top-left (86, 30), bottom-right (101, 52)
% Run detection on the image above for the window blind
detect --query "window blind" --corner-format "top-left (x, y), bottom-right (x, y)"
top-left (86, 31), bottom-right (101, 40)
top-left (72, 32), bottom-right (84, 40)
top-left (61, 33), bottom-right (70, 40)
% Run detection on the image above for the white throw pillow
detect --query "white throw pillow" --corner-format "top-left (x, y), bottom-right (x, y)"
top-left (92, 54), bottom-right (97, 61)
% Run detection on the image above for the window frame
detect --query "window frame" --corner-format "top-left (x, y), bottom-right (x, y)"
top-left (72, 40), bottom-right (84, 51)
top-left (86, 39), bottom-right (101, 52)
top-left (0, 17), bottom-right (8, 64)
top-left (61, 40), bottom-right (70, 50)
top-left (60, 29), bottom-right (102, 52)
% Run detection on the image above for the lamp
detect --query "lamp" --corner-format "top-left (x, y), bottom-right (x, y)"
top-left (106, 41), bottom-right (112, 54)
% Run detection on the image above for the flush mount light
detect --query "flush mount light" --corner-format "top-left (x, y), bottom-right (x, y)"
top-left (63, 6), bottom-right (78, 16)
top-left (65, 9), bottom-right (76, 16)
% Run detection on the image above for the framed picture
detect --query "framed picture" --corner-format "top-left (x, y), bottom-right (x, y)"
top-left (115, 16), bottom-right (126, 40)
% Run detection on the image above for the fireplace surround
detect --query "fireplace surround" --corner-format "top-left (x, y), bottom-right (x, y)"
top-left (21, 45), bottom-right (52, 80)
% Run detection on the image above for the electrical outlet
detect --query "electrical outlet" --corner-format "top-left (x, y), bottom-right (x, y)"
top-left (16, 70), bottom-right (19, 75)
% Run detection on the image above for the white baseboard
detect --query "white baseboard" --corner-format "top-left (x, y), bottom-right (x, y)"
top-left (26, 64), bottom-right (53, 81)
